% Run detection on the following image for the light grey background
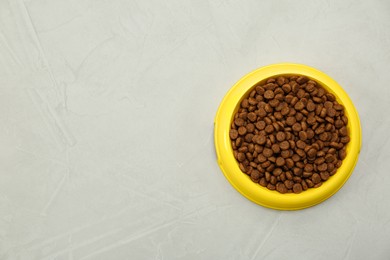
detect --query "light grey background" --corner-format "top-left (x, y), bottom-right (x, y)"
top-left (1, 0), bottom-right (389, 259)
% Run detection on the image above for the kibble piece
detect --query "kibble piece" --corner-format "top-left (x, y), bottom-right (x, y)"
top-left (238, 126), bottom-right (247, 136)
top-left (293, 183), bottom-right (303, 193)
top-left (276, 157), bottom-right (285, 166)
top-left (263, 148), bottom-right (273, 158)
top-left (294, 101), bottom-right (305, 110)
top-left (286, 116), bottom-right (296, 126)
top-left (276, 182), bottom-right (288, 193)
top-left (298, 131), bottom-right (308, 142)
top-left (312, 173), bottom-right (321, 184)
top-left (339, 126), bottom-right (348, 136)
top-left (279, 141), bottom-right (290, 150)
top-left (264, 90), bottom-right (275, 99)
top-left (307, 148), bottom-right (317, 158)
top-left (265, 125), bottom-right (274, 134)
top-left (320, 171), bottom-right (330, 181)
top-left (276, 132), bottom-right (286, 142)
top-left (296, 76), bottom-right (309, 84)
top-left (273, 168), bottom-right (282, 176)
top-left (234, 118), bottom-right (245, 127)
top-left (230, 129), bottom-right (238, 140)
top-left (237, 152), bottom-right (246, 162)
top-left (292, 123), bottom-right (302, 132)
top-left (246, 123), bottom-right (255, 133)
top-left (340, 136), bottom-right (350, 144)
top-left (317, 163), bottom-right (328, 172)
top-left (247, 112), bottom-right (257, 122)
top-left (256, 121), bottom-right (266, 130)
top-left (296, 140), bottom-right (306, 149)
top-left (250, 170), bottom-right (261, 182)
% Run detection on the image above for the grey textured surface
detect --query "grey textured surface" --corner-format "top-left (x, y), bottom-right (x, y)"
top-left (1, 0), bottom-right (390, 259)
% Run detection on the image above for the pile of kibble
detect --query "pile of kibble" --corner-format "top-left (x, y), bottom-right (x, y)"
top-left (229, 75), bottom-right (349, 194)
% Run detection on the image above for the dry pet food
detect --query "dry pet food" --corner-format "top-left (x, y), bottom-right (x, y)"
top-left (229, 75), bottom-right (350, 194)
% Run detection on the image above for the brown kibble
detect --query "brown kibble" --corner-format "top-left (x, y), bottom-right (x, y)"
top-left (281, 106), bottom-right (290, 116)
top-left (264, 104), bottom-right (273, 113)
top-left (244, 133), bottom-right (254, 142)
top-left (257, 108), bottom-right (267, 118)
top-left (297, 89), bottom-right (306, 99)
top-left (334, 104), bottom-right (344, 111)
top-left (327, 107), bottom-right (337, 117)
top-left (263, 148), bottom-right (273, 158)
top-left (284, 180), bottom-right (294, 189)
top-left (294, 101), bottom-right (305, 110)
top-left (298, 131), bottom-right (308, 141)
top-left (234, 118), bottom-right (245, 127)
top-left (265, 124), bottom-right (274, 134)
top-left (339, 126), bottom-right (348, 136)
top-left (312, 173), bottom-right (321, 184)
top-left (305, 179), bottom-right (314, 188)
top-left (279, 141), bottom-right (290, 150)
top-left (340, 136), bottom-right (350, 144)
top-left (276, 132), bottom-right (286, 142)
top-left (256, 121), bottom-right (266, 130)
top-left (301, 180), bottom-right (309, 190)
top-left (271, 144), bottom-right (281, 154)
top-left (247, 112), bottom-right (257, 122)
top-left (307, 116), bottom-right (316, 125)
top-left (235, 137), bottom-right (243, 147)
top-left (239, 163), bottom-right (247, 173)
top-left (317, 163), bottom-right (328, 172)
top-left (231, 75), bottom-right (349, 194)
top-left (324, 101), bottom-right (333, 109)
top-left (326, 93), bottom-right (336, 101)
top-left (256, 85), bottom-right (265, 95)
top-left (237, 152), bottom-right (246, 162)
top-left (339, 148), bottom-right (347, 160)
top-left (286, 116), bottom-right (296, 126)
top-left (238, 126), bottom-right (247, 136)
top-left (285, 171), bottom-right (293, 180)
top-left (258, 154), bottom-right (267, 163)
top-left (307, 148), bottom-right (317, 158)
top-left (267, 183), bottom-right (276, 190)
top-left (250, 170), bottom-right (261, 182)
top-left (241, 99), bottom-right (249, 108)
top-left (269, 99), bottom-right (280, 108)
top-left (264, 90), bottom-right (275, 99)
top-left (276, 157), bottom-right (285, 166)
top-left (296, 76), bottom-right (309, 84)
top-left (291, 81), bottom-right (299, 92)
top-left (292, 123), bottom-right (302, 132)
top-left (285, 158), bottom-right (294, 168)
top-left (276, 76), bottom-right (286, 86)
top-left (276, 182), bottom-right (288, 193)
top-left (292, 154), bottom-right (300, 162)
top-left (230, 129), bottom-right (238, 140)
top-left (306, 101), bottom-right (316, 112)
top-left (296, 149), bottom-right (305, 158)
top-left (246, 123), bottom-right (255, 133)
top-left (282, 84), bottom-right (291, 93)
top-left (320, 171), bottom-right (330, 181)
top-left (253, 135), bottom-right (266, 145)
top-left (273, 168), bottom-right (283, 176)
top-left (296, 140), bottom-right (305, 151)
top-left (293, 183), bottom-right (303, 193)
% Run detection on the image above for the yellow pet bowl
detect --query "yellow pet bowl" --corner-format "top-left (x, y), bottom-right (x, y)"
top-left (214, 63), bottom-right (361, 210)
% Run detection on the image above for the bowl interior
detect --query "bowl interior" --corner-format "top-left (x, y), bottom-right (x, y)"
top-left (214, 64), bottom-right (361, 210)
